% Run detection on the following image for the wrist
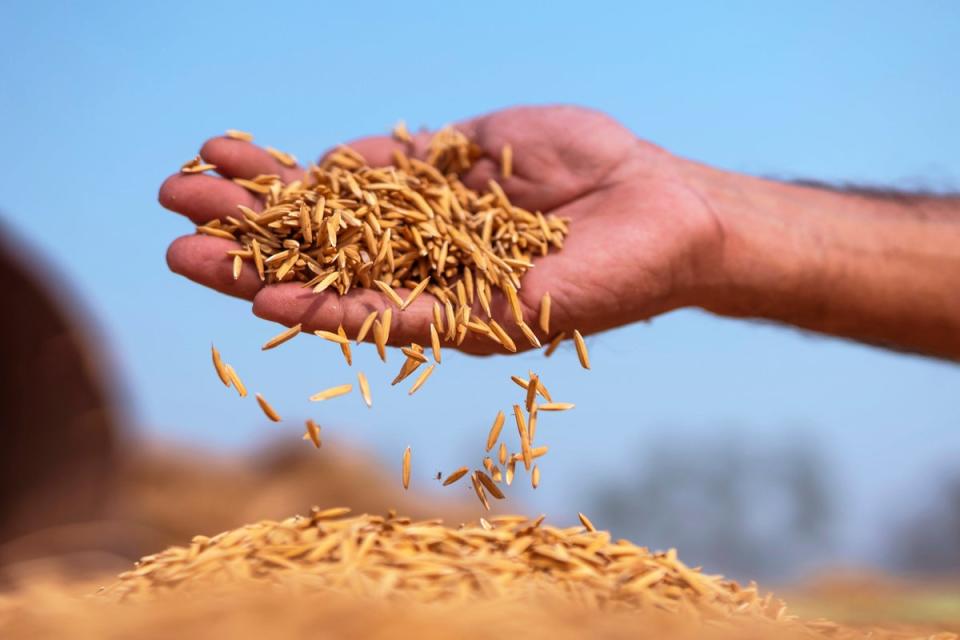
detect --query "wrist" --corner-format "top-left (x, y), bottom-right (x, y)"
top-left (678, 162), bottom-right (824, 318)
top-left (678, 160), bottom-right (960, 358)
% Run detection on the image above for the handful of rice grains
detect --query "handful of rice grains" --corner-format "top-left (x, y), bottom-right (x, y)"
top-left (194, 125), bottom-right (590, 504)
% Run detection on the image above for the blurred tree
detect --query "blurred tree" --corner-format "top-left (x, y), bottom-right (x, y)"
top-left (590, 431), bottom-right (833, 581)
top-left (890, 472), bottom-right (960, 574)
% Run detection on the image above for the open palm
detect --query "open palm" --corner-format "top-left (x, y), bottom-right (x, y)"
top-left (161, 105), bottom-right (721, 354)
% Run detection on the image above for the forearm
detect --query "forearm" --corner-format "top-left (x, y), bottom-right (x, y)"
top-left (684, 162), bottom-right (960, 360)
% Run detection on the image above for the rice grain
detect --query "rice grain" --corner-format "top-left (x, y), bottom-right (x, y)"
top-left (224, 365), bottom-right (247, 398)
top-left (485, 411), bottom-right (505, 452)
top-left (408, 364), bottom-right (435, 395)
top-left (225, 129), bottom-right (254, 141)
top-left (544, 332), bottom-right (566, 357)
top-left (355, 311), bottom-right (378, 344)
top-left (442, 466), bottom-right (469, 486)
top-left (309, 384), bottom-right (353, 402)
top-left (262, 324), bottom-right (302, 351)
top-left (211, 345), bottom-right (230, 387)
top-left (429, 323), bottom-right (442, 363)
top-left (303, 419), bottom-right (322, 448)
top-left (255, 393), bottom-right (281, 422)
top-left (539, 402), bottom-right (575, 412)
top-left (357, 372), bottom-right (372, 408)
top-left (315, 330), bottom-right (350, 345)
top-left (573, 330), bottom-right (590, 369)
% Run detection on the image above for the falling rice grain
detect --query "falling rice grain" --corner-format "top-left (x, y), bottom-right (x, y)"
top-left (402, 446), bottom-right (412, 489)
top-left (381, 308), bottom-right (393, 344)
top-left (211, 345), bottom-right (230, 387)
top-left (391, 357), bottom-right (422, 386)
top-left (501, 144), bottom-right (513, 178)
top-left (476, 470), bottom-right (505, 499)
top-left (539, 292), bottom-right (551, 334)
top-left (539, 402), bottom-right (575, 412)
top-left (373, 320), bottom-right (387, 362)
top-left (471, 473), bottom-right (491, 510)
top-left (255, 393), bottom-right (281, 422)
top-left (525, 374), bottom-right (539, 412)
top-left (485, 411), bottom-right (505, 452)
top-left (309, 384), bottom-right (353, 402)
top-left (442, 466), bottom-right (469, 486)
top-left (529, 372), bottom-right (553, 402)
top-left (408, 364), bottom-right (435, 395)
top-left (514, 404), bottom-right (532, 471)
top-left (531, 465), bottom-right (540, 489)
top-left (573, 330), bottom-right (590, 369)
top-left (356, 310), bottom-right (378, 344)
top-left (429, 323), bottom-right (442, 363)
top-left (232, 255), bottom-right (242, 281)
top-left (400, 346), bottom-right (428, 363)
top-left (544, 332), bottom-right (566, 357)
top-left (337, 325), bottom-right (352, 365)
top-left (315, 329), bottom-right (350, 345)
top-left (262, 323), bottom-right (302, 351)
top-left (499, 442), bottom-right (508, 466)
top-left (303, 419), bottom-right (322, 448)
top-left (224, 364), bottom-right (247, 397)
top-left (357, 372), bottom-right (372, 408)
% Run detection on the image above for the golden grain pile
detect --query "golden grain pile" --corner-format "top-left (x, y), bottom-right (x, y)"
top-left (192, 126), bottom-right (591, 504)
top-left (102, 508), bottom-right (801, 618)
top-left (70, 508), bottom-right (950, 640)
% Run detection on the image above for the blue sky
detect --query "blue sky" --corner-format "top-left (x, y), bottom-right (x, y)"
top-left (1, 1), bottom-right (958, 577)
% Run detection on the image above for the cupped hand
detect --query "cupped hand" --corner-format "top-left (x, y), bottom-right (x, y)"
top-left (160, 105), bottom-right (722, 354)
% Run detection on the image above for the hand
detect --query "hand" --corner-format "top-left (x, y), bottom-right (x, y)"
top-left (160, 105), bottom-right (724, 354)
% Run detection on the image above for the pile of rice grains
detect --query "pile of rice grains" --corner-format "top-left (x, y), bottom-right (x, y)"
top-left (9, 509), bottom-right (921, 639)
top-left (200, 125), bottom-right (590, 505)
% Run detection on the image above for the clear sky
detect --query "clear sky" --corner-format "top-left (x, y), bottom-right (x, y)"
top-left (1, 1), bottom-right (958, 578)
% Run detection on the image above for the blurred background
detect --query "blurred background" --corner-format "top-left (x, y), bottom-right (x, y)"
top-left (0, 0), bottom-right (958, 608)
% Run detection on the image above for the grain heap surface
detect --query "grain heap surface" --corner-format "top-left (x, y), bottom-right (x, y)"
top-left (90, 509), bottom-right (955, 640)
top-left (104, 509), bottom-right (769, 611)
top-left (3, 511), bottom-right (957, 640)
